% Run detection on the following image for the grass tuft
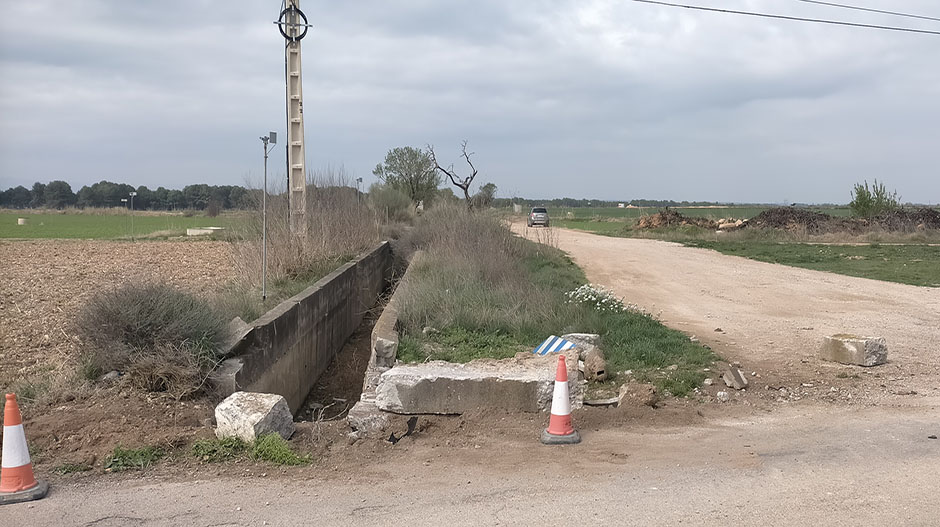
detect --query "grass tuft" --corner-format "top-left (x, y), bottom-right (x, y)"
top-left (250, 434), bottom-right (311, 466)
top-left (77, 282), bottom-right (227, 397)
top-left (54, 463), bottom-right (93, 475)
top-left (104, 446), bottom-right (164, 472)
top-left (192, 437), bottom-right (249, 463)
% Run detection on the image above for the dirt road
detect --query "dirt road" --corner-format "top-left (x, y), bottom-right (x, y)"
top-left (5, 404), bottom-right (938, 526)
top-left (519, 225), bottom-right (940, 402)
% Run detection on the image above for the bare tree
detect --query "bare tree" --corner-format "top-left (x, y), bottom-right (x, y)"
top-left (428, 141), bottom-right (478, 211)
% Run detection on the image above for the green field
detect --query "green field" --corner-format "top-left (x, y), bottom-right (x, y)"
top-left (545, 205), bottom-right (853, 221)
top-left (0, 212), bottom-right (249, 239)
top-left (685, 241), bottom-right (940, 287)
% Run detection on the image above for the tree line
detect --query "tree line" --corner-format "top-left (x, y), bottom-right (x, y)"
top-left (0, 180), bottom-right (257, 211)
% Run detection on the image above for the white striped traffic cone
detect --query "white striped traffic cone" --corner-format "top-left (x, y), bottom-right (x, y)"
top-left (540, 355), bottom-right (581, 445)
top-left (0, 393), bottom-right (48, 505)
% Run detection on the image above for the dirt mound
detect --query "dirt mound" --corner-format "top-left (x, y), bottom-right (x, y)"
top-left (747, 207), bottom-right (940, 234)
top-left (747, 208), bottom-right (836, 234)
top-left (636, 209), bottom-right (717, 230)
top-left (874, 208), bottom-right (940, 231)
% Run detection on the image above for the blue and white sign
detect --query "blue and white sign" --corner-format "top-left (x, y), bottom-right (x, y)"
top-left (533, 335), bottom-right (576, 355)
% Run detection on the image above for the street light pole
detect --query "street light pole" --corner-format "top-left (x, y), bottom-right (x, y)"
top-left (129, 191), bottom-right (137, 241)
top-left (260, 132), bottom-right (277, 302)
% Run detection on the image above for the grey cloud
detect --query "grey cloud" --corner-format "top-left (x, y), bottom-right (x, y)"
top-left (1, 0), bottom-right (938, 203)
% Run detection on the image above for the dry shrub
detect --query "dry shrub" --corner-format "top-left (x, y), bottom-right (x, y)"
top-left (230, 168), bottom-right (382, 288)
top-left (397, 203), bottom-right (570, 335)
top-left (77, 282), bottom-right (227, 397)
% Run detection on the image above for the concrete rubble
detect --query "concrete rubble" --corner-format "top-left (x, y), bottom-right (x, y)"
top-left (618, 382), bottom-right (658, 407)
top-left (375, 350), bottom-right (582, 415)
top-left (723, 368), bottom-right (749, 390)
top-left (215, 391), bottom-right (295, 442)
top-left (819, 334), bottom-right (888, 367)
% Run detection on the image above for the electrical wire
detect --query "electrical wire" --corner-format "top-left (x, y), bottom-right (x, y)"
top-left (627, 0), bottom-right (940, 35)
top-left (789, 0), bottom-right (940, 23)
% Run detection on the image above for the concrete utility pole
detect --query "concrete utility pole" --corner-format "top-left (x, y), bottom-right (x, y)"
top-left (276, 0), bottom-right (310, 235)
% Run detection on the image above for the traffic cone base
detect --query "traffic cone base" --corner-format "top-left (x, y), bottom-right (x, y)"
top-left (1, 393), bottom-right (47, 505)
top-left (0, 480), bottom-right (48, 505)
top-left (540, 428), bottom-right (581, 445)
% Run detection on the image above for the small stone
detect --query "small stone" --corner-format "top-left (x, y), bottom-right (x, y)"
top-left (235, 507), bottom-right (242, 512)
top-left (716, 391), bottom-right (731, 403)
top-left (714, 328), bottom-right (724, 333)
top-left (928, 435), bottom-right (937, 440)
top-left (666, 364), bottom-right (678, 371)
top-left (98, 370), bottom-right (121, 383)
top-left (703, 378), bottom-right (714, 386)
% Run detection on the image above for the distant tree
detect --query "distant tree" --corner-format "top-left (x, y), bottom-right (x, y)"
top-left (182, 184), bottom-right (211, 209)
top-left (5, 186), bottom-right (31, 208)
top-left (227, 186), bottom-right (253, 209)
top-left (372, 146), bottom-right (440, 210)
top-left (44, 180), bottom-right (76, 208)
top-left (437, 187), bottom-right (460, 205)
top-left (429, 141), bottom-right (480, 211)
top-left (473, 182), bottom-right (497, 209)
top-left (850, 179), bottom-right (900, 219)
top-left (29, 182), bottom-right (46, 208)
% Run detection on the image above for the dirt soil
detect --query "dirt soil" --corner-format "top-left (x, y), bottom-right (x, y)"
top-left (0, 240), bottom-right (236, 388)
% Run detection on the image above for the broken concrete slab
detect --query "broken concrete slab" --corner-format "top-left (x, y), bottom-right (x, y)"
top-left (820, 334), bottom-right (888, 367)
top-left (618, 382), bottom-right (658, 407)
top-left (375, 350), bottom-right (582, 415)
top-left (347, 398), bottom-right (391, 438)
top-left (215, 391), bottom-right (295, 442)
top-left (561, 333), bottom-right (601, 360)
top-left (722, 368), bottom-right (749, 390)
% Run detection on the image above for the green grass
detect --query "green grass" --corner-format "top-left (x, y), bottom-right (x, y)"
top-left (191, 435), bottom-right (311, 466)
top-left (104, 446), bottom-right (164, 472)
top-left (543, 206), bottom-right (853, 221)
top-left (398, 207), bottom-right (716, 396)
top-left (192, 437), bottom-right (249, 463)
top-left (686, 241), bottom-right (940, 287)
top-left (0, 211), bottom-right (248, 239)
top-left (250, 434), bottom-right (311, 466)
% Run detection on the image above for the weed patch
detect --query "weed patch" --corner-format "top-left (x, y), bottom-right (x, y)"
top-left (54, 463), bottom-right (93, 475)
top-left (192, 437), bottom-right (248, 463)
top-left (104, 446), bottom-right (164, 472)
top-left (250, 434), bottom-right (311, 466)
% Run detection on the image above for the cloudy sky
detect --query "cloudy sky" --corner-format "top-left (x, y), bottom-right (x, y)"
top-left (1, 0), bottom-right (938, 203)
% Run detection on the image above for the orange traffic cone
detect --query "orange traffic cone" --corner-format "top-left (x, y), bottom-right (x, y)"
top-left (1, 393), bottom-right (48, 505)
top-left (541, 355), bottom-right (581, 445)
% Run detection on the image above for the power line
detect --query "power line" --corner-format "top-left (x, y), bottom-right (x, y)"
top-left (627, 0), bottom-right (940, 35)
top-left (790, 0), bottom-right (940, 23)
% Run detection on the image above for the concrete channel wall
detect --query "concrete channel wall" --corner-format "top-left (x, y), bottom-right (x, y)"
top-left (219, 242), bottom-right (393, 414)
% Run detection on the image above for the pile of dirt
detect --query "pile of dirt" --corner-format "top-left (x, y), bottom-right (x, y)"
top-left (874, 207), bottom-right (940, 231)
top-left (746, 208), bottom-right (842, 234)
top-left (635, 209), bottom-right (717, 230)
top-left (746, 207), bottom-right (940, 234)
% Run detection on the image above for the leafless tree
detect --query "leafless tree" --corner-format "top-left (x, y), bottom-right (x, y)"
top-left (428, 141), bottom-right (478, 211)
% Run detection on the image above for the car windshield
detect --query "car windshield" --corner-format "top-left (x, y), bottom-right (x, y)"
top-left (532, 208), bottom-right (547, 213)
